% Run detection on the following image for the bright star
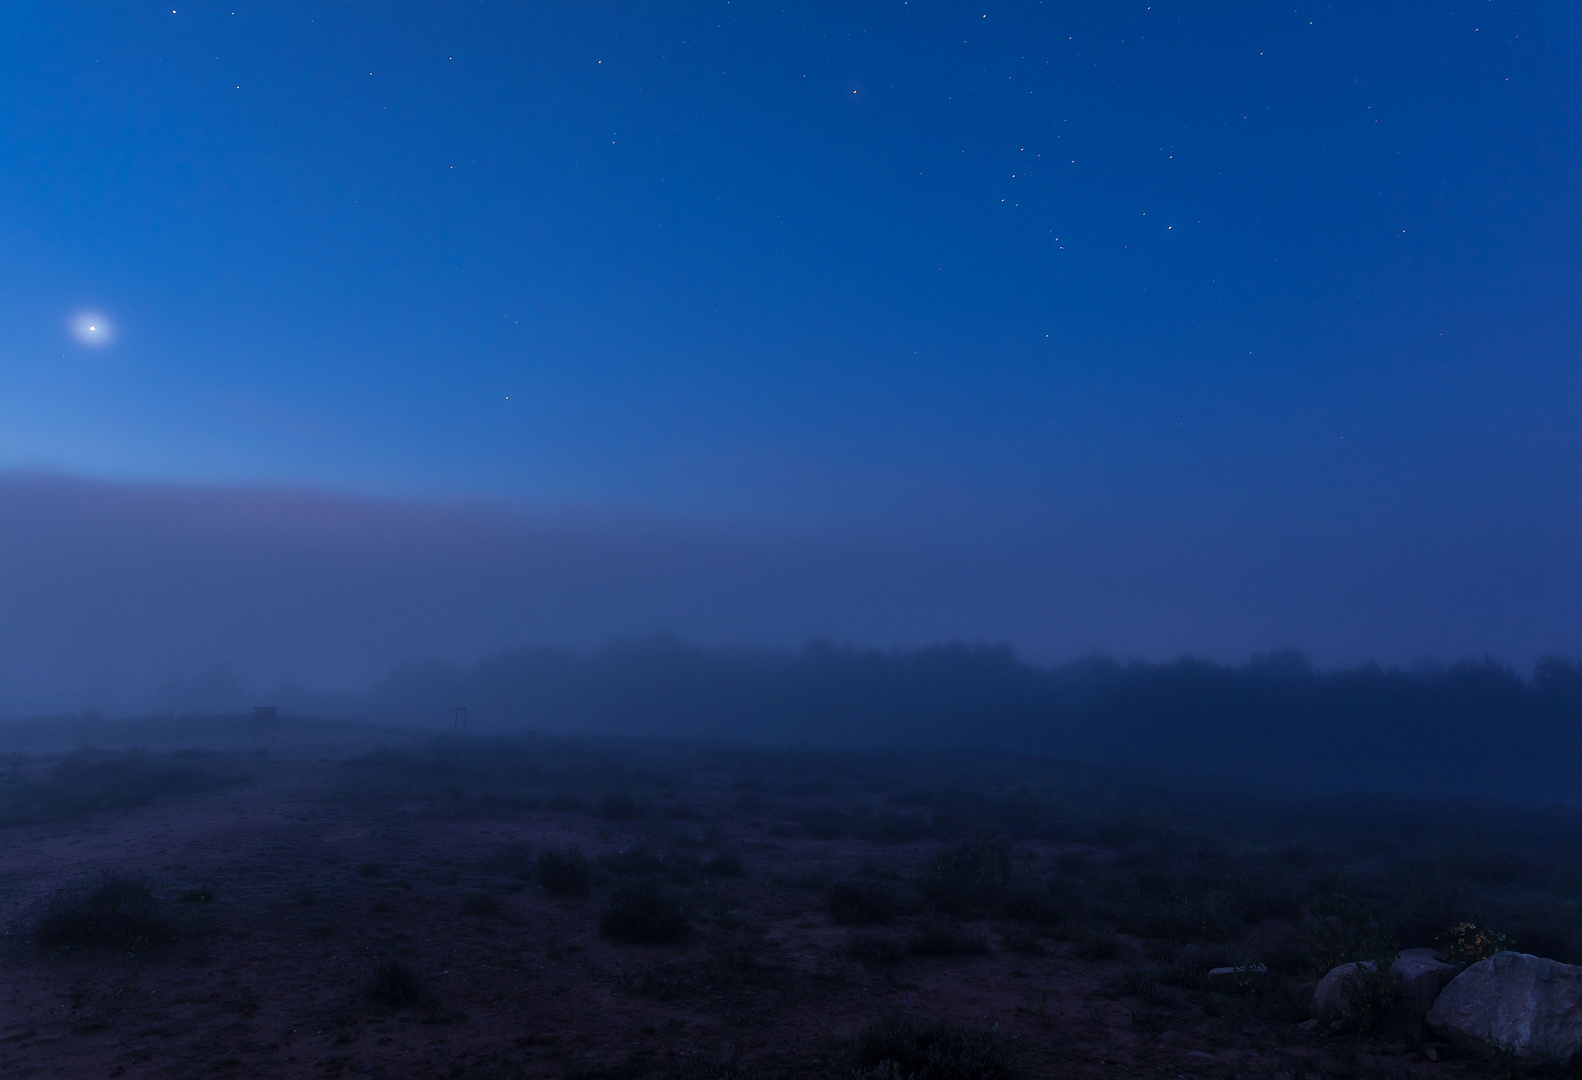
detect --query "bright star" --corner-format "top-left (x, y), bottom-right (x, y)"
top-left (71, 311), bottom-right (114, 346)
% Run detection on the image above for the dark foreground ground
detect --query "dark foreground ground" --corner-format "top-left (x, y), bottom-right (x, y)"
top-left (1, 720), bottom-right (1580, 1079)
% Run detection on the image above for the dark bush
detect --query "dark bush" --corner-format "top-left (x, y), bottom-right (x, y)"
top-left (701, 852), bottom-right (744, 877)
top-left (178, 885), bottom-right (215, 904)
top-left (600, 880), bottom-right (690, 944)
top-left (827, 881), bottom-right (902, 926)
top-left (600, 792), bottom-right (640, 820)
top-left (1001, 880), bottom-right (1080, 925)
top-left (546, 791), bottom-right (585, 812)
top-left (1073, 925), bottom-right (1122, 960)
top-left (598, 847), bottom-right (666, 877)
top-left (535, 846), bottom-right (592, 898)
top-left (36, 877), bottom-right (176, 950)
top-left (367, 958), bottom-right (423, 1006)
top-left (908, 920), bottom-right (990, 956)
top-left (919, 838), bottom-right (1014, 917)
top-left (481, 843), bottom-right (535, 880)
top-left (850, 1015), bottom-right (1020, 1080)
top-left (462, 892), bottom-right (503, 916)
top-left (846, 932), bottom-right (908, 964)
top-left (999, 925), bottom-right (1045, 955)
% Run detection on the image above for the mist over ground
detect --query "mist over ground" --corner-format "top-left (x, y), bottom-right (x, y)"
top-left (4, 470), bottom-right (1582, 717)
top-left (3, 471), bottom-right (1579, 803)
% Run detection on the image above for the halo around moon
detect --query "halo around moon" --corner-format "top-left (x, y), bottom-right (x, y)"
top-left (71, 311), bottom-right (114, 347)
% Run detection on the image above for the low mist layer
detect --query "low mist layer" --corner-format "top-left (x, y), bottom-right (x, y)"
top-left (354, 639), bottom-right (1582, 803)
top-left (5, 471), bottom-right (1582, 721)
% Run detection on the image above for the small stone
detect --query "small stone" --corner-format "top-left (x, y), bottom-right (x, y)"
top-left (1298, 1019), bottom-right (1319, 1031)
top-left (1423, 1046), bottom-right (1439, 1061)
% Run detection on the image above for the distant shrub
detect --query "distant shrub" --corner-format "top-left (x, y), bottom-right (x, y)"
top-left (546, 791), bottom-right (585, 812)
top-left (462, 892), bottom-right (503, 916)
top-left (908, 920), bottom-right (990, 957)
top-left (178, 885), bottom-right (215, 904)
top-left (367, 958), bottom-right (422, 1007)
top-left (535, 846), bottom-right (592, 898)
top-left (481, 843), bottom-right (535, 880)
top-left (598, 847), bottom-right (666, 877)
top-left (1001, 880), bottom-right (1080, 925)
top-left (999, 925), bottom-right (1045, 955)
top-left (599, 792), bottom-right (640, 820)
top-left (919, 838), bottom-right (1014, 917)
top-left (1073, 925), bottom-right (1122, 961)
top-left (701, 852), bottom-right (744, 877)
top-left (846, 932), bottom-right (908, 964)
top-left (849, 1015), bottom-right (1020, 1080)
top-left (36, 876), bottom-right (176, 951)
top-left (827, 881), bottom-right (902, 926)
top-left (600, 881), bottom-right (690, 944)
top-left (0, 749), bottom-right (249, 828)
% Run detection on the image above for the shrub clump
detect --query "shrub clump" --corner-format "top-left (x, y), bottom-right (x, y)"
top-left (919, 838), bottom-right (1014, 917)
top-left (846, 932), bottom-right (908, 964)
top-left (461, 892), bottom-right (503, 916)
top-left (600, 880), bottom-right (691, 944)
top-left (827, 880), bottom-right (902, 926)
top-left (546, 791), bottom-right (585, 812)
top-left (367, 958), bottom-right (423, 1007)
top-left (599, 792), bottom-right (640, 820)
top-left (850, 1015), bottom-right (1020, 1080)
top-left (908, 920), bottom-right (990, 957)
top-left (701, 852), bottom-right (744, 877)
top-left (535, 846), bottom-right (592, 898)
top-left (36, 876), bottom-right (176, 951)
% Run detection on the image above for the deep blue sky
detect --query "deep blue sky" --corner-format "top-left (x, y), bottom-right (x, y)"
top-left (1, 3), bottom-right (1580, 700)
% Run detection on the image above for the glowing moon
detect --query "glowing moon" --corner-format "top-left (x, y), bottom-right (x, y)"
top-left (71, 311), bottom-right (114, 346)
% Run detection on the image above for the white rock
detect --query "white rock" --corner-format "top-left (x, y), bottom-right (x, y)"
top-left (1311, 949), bottom-right (1456, 1029)
top-left (1313, 960), bottom-right (1372, 1023)
top-left (1426, 951), bottom-right (1582, 1062)
top-left (1392, 949), bottom-right (1458, 1028)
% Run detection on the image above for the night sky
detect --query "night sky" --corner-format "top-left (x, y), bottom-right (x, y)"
top-left (1, 4), bottom-right (1580, 708)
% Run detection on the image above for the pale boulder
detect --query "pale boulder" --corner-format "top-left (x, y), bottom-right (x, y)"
top-left (1425, 951), bottom-right (1582, 1062)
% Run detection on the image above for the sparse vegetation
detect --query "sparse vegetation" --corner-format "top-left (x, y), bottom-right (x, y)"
top-left (599, 792), bottom-right (640, 820)
top-left (367, 958), bottom-right (423, 1006)
top-left (846, 932), bottom-right (908, 964)
top-left (849, 1015), bottom-right (1020, 1080)
top-left (36, 876), bottom-right (176, 951)
top-left (701, 851), bottom-right (743, 876)
top-left (908, 919), bottom-right (990, 956)
top-left (535, 846), bottom-right (592, 897)
top-left (0, 748), bottom-right (250, 829)
top-left (462, 891), bottom-right (503, 916)
top-left (919, 838), bottom-right (1014, 917)
top-left (600, 880), bottom-right (690, 943)
top-left (827, 880), bottom-right (902, 926)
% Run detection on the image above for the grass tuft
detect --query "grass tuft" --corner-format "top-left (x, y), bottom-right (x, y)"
top-left (850, 1015), bottom-right (1020, 1080)
top-left (367, 958), bottom-right (423, 1006)
top-left (827, 880), bottom-right (902, 926)
top-left (908, 919), bottom-right (990, 956)
top-left (36, 876), bottom-right (176, 951)
top-left (535, 846), bottom-right (592, 898)
top-left (600, 880), bottom-right (691, 943)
